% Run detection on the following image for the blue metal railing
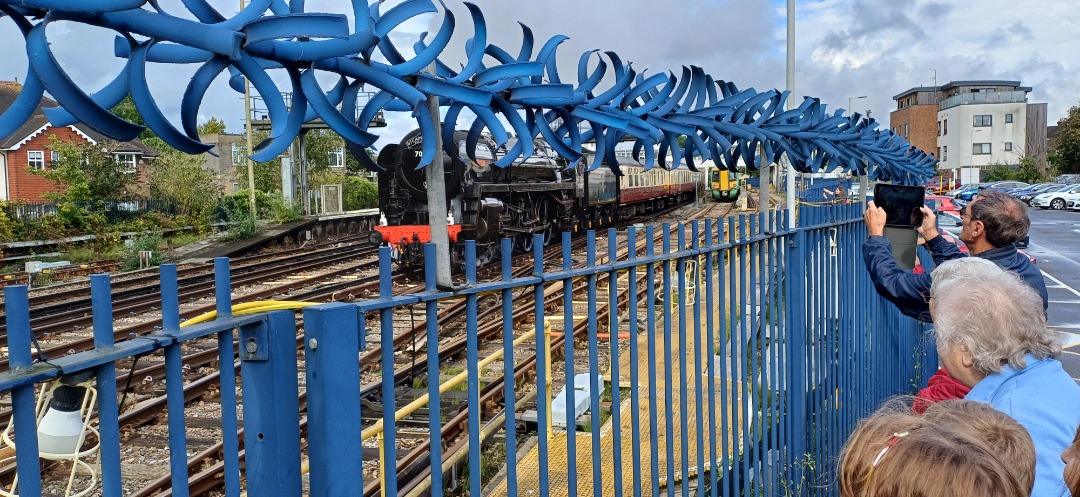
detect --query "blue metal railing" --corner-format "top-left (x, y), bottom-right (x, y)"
top-left (0, 203), bottom-right (932, 497)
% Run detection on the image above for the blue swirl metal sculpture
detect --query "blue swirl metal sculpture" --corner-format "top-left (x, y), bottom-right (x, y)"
top-left (0, 0), bottom-right (936, 184)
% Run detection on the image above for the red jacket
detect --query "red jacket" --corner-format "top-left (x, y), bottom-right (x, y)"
top-left (914, 368), bottom-right (971, 414)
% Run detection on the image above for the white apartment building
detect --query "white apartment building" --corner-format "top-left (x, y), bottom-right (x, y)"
top-left (891, 81), bottom-right (1048, 185)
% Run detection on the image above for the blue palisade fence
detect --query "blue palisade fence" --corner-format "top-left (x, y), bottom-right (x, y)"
top-left (0, 204), bottom-right (933, 497)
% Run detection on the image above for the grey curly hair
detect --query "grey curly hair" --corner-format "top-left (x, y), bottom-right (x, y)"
top-left (930, 258), bottom-right (1060, 374)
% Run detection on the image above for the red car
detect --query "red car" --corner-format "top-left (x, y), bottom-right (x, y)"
top-left (925, 195), bottom-right (962, 216)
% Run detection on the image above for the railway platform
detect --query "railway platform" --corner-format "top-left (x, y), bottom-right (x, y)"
top-left (175, 208), bottom-right (379, 262)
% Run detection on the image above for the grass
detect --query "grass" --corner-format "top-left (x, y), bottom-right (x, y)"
top-left (166, 231), bottom-right (206, 249)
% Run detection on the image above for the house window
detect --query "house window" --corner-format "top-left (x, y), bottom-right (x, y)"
top-left (937, 147), bottom-right (941, 159)
top-left (51, 151), bottom-right (60, 163)
top-left (943, 146), bottom-right (948, 161)
top-left (973, 143), bottom-right (991, 155)
top-left (943, 119), bottom-right (948, 135)
top-left (329, 147), bottom-right (345, 168)
top-left (116, 153), bottom-right (138, 173)
top-left (1004, 142), bottom-right (1013, 152)
top-left (1005, 113), bottom-right (1014, 124)
top-left (27, 151), bottom-right (44, 170)
top-left (937, 121), bottom-right (942, 136)
top-left (904, 123), bottom-right (909, 137)
top-left (231, 143), bottom-right (245, 165)
top-left (973, 115), bottom-right (992, 127)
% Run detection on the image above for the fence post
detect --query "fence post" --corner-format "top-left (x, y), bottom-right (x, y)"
top-left (240, 310), bottom-right (302, 496)
top-left (303, 302), bottom-right (363, 497)
top-left (786, 205), bottom-right (808, 469)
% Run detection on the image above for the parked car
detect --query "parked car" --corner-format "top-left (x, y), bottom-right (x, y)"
top-left (956, 181), bottom-right (1030, 201)
top-left (1032, 184), bottom-right (1080, 210)
top-left (925, 195), bottom-right (962, 216)
top-left (1064, 191), bottom-right (1080, 210)
top-left (926, 177), bottom-right (960, 195)
top-left (948, 183), bottom-right (980, 199)
top-left (1011, 183), bottom-right (1064, 205)
top-left (1056, 173), bottom-right (1080, 184)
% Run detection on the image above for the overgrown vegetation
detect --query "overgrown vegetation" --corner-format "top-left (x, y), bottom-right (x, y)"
top-left (983, 155), bottom-right (1051, 183)
top-left (121, 233), bottom-right (165, 271)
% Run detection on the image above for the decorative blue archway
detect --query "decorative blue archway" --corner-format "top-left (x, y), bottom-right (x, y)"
top-left (0, 0), bottom-right (935, 184)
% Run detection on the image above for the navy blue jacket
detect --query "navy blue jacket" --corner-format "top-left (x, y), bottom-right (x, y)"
top-left (862, 234), bottom-right (1048, 322)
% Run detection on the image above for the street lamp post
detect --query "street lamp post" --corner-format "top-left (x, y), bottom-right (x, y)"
top-left (848, 96), bottom-right (868, 195)
top-left (848, 95), bottom-right (867, 115)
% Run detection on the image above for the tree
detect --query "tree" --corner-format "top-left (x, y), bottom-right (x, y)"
top-left (983, 156), bottom-right (1047, 184)
top-left (198, 117), bottom-right (228, 135)
top-left (110, 96), bottom-right (167, 152)
top-left (1052, 102), bottom-right (1080, 175)
top-left (148, 149), bottom-right (222, 222)
top-left (38, 136), bottom-right (137, 203)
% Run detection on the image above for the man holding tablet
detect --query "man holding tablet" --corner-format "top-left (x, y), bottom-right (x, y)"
top-left (861, 189), bottom-right (1046, 323)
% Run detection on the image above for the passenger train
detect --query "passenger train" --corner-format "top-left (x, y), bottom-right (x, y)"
top-left (706, 166), bottom-right (741, 202)
top-left (370, 129), bottom-right (698, 268)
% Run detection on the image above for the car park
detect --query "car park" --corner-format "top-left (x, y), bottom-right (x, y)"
top-left (956, 181), bottom-right (1029, 201)
top-left (1031, 184), bottom-right (1080, 210)
top-left (1011, 183), bottom-right (1064, 205)
top-left (948, 183), bottom-right (980, 199)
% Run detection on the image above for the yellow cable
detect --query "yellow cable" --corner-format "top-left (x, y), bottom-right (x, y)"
top-left (179, 300), bottom-right (319, 327)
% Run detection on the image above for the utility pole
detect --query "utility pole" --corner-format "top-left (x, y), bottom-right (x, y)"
top-left (424, 62), bottom-right (453, 289)
top-left (242, 0), bottom-right (256, 221)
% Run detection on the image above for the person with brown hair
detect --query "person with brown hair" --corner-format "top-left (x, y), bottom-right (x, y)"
top-left (922, 399), bottom-right (1036, 492)
top-left (1064, 425), bottom-right (1080, 495)
top-left (839, 399), bottom-right (1033, 497)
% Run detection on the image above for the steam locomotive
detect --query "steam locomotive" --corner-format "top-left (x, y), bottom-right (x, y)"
top-left (370, 129), bottom-right (698, 268)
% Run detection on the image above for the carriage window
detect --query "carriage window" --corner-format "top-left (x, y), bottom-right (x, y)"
top-left (711, 170), bottom-right (720, 182)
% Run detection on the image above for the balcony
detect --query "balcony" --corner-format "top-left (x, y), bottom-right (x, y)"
top-left (939, 90), bottom-right (1027, 110)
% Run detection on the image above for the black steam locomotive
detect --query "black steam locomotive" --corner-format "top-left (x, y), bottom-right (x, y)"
top-left (370, 129), bottom-right (697, 268)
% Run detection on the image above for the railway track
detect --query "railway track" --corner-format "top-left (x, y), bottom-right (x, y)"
top-left (0, 199), bottom-right (745, 495)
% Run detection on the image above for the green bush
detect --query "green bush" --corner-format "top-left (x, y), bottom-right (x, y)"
top-left (121, 233), bottom-right (165, 271)
top-left (223, 199), bottom-right (257, 241)
top-left (0, 208), bottom-right (14, 243)
top-left (223, 190), bottom-right (272, 219)
top-left (267, 191), bottom-right (302, 223)
top-left (343, 176), bottom-right (378, 210)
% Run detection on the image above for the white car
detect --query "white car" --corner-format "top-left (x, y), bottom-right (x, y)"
top-left (1031, 184), bottom-right (1080, 210)
top-left (1065, 191), bottom-right (1080, 210)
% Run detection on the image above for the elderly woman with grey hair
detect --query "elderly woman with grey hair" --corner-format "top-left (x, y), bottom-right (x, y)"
top-left (929, 258), bottom-right (1080, 497)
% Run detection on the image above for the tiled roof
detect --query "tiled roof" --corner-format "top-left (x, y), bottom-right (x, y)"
top-left (0, 81), bottom-right (158, 156)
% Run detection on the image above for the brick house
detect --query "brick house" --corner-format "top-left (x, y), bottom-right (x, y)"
top-left (0, 81), bottom-right (158, 202)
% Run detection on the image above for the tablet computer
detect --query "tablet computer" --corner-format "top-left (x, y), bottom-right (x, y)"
top-left (873, 184), bottom-right (925, 271)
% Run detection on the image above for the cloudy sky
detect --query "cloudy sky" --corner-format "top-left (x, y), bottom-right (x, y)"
top-left (1, 0), bottom-right (1077, 152)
